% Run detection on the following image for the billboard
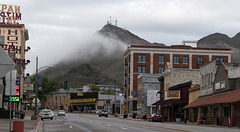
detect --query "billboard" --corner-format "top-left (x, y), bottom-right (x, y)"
top-left (147, 90), bottom-right (159, 107)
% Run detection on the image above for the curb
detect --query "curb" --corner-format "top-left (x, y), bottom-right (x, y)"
top-left (31, 118), bottom-right (41, 132)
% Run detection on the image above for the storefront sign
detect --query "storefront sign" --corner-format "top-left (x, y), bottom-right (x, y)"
top-left (24, 84), bottom-right (34, 91)
top-left (0, 4), bottom-right (21, 24)
top-left (4, 96), bottom-right (19, 102)
top-left (69, 98), bottom-right (96, 103)
top-left (77, 93), bottom-right (83, 96)
top-left (165, 90), bottom-right (180, 100)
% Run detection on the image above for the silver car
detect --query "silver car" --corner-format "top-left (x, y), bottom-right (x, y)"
top-left (58, 110), bottom-right (65, 116)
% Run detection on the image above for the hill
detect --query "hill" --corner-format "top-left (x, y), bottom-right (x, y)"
top-left (43, 24), bottom-right (156, 87)
top-left (198, 33), bottom-right (240, 63)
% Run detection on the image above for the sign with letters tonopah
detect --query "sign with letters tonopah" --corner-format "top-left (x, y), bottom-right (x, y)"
top-left (0, 4), bottom-right (21, 24)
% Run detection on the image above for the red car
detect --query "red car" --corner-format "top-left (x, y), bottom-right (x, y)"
top-left (149, 113), bottom-right (163, 122)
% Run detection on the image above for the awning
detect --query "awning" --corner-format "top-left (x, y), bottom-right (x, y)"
top-left (154, 99), bottom-right (188, 107)
top-left (184, 88), bottom-right (240, 109)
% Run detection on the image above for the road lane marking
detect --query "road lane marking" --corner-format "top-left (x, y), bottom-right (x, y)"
top-left (69, 126), bottom-right (73, 129)
top-left (65, 123), bottom-right (67, 125)
top-left (120, 127), bottom-right (128, 130)
top-left (82, 116), bottom-right (199, 132)
top-left (107, 124), bottom-right (112, 126)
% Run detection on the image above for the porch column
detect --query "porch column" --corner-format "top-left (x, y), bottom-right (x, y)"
top-left (231, 104), bottom-right (235, 127)
top-left (171, 106), bottom-right (173, 122)
top-left (218, 104), bottom-right (222, 126)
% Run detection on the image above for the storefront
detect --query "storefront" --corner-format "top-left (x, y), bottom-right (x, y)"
top-left (69, 92), bottom-right (98, 113)
top-left (155, 81), bottom-right (191, 122)
top-left (184, 88), bottom-right (240, 127)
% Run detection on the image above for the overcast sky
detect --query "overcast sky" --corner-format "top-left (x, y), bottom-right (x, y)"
top-left (4, 0), bottom-right (240, 74)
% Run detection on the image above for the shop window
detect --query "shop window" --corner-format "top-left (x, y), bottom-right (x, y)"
top-left (224, 107), bottom-right (230, 116)
top-left (133, 100), bottom-right (137, 111)
top-left (213, 108), bottom-right (218, 117)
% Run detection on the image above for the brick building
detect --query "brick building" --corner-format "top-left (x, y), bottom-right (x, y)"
top-left (123, 44), bottom-right (232, 117)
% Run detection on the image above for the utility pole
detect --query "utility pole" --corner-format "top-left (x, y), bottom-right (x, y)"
top-left (34, 57), bottom-right (38, 116)
top-left (115, 81), bottom-right (117, 117)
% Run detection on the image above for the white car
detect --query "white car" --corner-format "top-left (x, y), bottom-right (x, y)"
top-left (40, 109), bottom-right (54, 120)
top-left (58, 110), bottom-right (65, 116)
top-left (96, 110), bottom-right (101, 115)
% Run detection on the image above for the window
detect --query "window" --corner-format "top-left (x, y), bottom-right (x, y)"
top-left (138, 66), bottom-right (146, 73)
top-left (216, 57), bottom-right (224, 62)
top-left (159, 56), bottom-right (164, 63)
top-left (183, 56), bottom-right (188, 64)
top-left (138, 55), bottom-right (146, 62)
top-left (174, 56), bottom-right (179, 63)
top-left (159, 67), bottom-right (164, 74)
top-left (133, 100), bottom-right (137, 111)
top-left (198, 57), bottom-right (203, 64)
top-left (55, 96), bottom-right (57, 107)
top-left (224, 107), bottom-right (230, 116)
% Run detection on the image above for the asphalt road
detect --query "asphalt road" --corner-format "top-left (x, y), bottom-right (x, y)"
top-left (43, 113), bottom-right (240, 132)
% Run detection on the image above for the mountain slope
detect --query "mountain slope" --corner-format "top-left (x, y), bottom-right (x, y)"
top-left (44, 24), bottom-right (154, 87)
top-left (198, 33), bottom-right (240, 63)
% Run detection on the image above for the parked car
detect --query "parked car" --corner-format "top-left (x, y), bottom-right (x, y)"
top-left (98, 109), bottom-right (108, 117)
top-left (40, 109), bottom-right (54, 120)
top-left (58, 110), bottom-right (65, 116)
top-left (149, 113), bottom-right (162, 122)
top-left (96, 110), bottom-right (101, 115)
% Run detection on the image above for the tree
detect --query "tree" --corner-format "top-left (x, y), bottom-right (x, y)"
top-left (90, 84), bottom-right (100, 92)
top-left (30, 75), bottom-right (59, 102)
top-left (101, 89), bottom-right (115, 95)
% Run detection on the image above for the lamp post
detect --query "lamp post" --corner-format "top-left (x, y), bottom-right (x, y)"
top-left (34, 57), bottom-right (53, 116)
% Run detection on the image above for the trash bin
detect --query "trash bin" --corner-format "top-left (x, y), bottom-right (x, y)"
top-left (13, 120), bottom-right (24, 132)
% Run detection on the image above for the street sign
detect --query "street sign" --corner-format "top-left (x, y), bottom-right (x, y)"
top-left (124, 105), bottom-right (128, 111)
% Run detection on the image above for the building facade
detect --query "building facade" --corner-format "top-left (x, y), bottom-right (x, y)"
top-left (124, 44), bottom-right (232, 117)
top-left (0, 23), bottom-right (29, 113)
top-left (137, 74), bottom-right (160, 118)
top-left (46, 88), bottom-right (79, 111)
top-left (185, 62), bottom-right (240, 127)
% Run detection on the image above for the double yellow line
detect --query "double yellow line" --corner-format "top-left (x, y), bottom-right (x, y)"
top-left (82, 116), bottom-right (199, 132)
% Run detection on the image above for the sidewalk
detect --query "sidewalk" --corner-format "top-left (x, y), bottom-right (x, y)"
top-left (116, 115), bottom-right (240, 130)
top-left (0, 110), bottom-right (43, 132)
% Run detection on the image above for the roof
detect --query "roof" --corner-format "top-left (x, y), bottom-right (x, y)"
top-left (168, 81), bottom-right (192, 91)
top-left (128, 45), bottom-right (232, 51)
top-left (46, 88), bottom-right (79, 95)
top-left (184, 88), bottom-right (240, 109)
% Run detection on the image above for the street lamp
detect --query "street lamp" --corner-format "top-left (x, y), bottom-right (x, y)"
top-left (34, 57), bottom-right (53, 116)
